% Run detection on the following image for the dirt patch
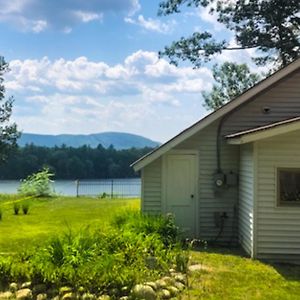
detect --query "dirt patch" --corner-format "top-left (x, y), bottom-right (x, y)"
top-left (188, 264), bottom-right (213, 272)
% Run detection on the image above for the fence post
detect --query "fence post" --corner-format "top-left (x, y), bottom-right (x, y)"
top-left (111, 179), bottom-right (114, 199)
top-left (76, 180), bottom-right (79, 197)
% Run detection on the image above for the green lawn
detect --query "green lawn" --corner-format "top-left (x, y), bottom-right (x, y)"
top-left (1, 195), bottom-right (300, 299)
top-left (0, 194), bottom-right (139, 253)
top-left (183, 249), bottom-right (300, 300)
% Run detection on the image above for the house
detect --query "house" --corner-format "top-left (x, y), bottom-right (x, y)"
top-left (132, 58), bottom-right (300, 263)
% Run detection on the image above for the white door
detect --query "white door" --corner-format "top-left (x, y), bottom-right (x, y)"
top-left (164, 154), bottom-right (197, 237)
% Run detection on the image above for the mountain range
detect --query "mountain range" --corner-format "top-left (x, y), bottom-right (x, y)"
top-left (18, 132), bottom-right (160, 150)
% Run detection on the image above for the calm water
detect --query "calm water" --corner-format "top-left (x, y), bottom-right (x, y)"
top-left (0, 178), bottom-right (141, 197)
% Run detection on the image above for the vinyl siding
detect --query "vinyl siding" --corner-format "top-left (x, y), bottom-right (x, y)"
top-left (256, 129), bottom-right (300, 263)
top-left (222, 70), bottom-right (300, 136)
top-left (175, 120), bottom-right (239, 241)
top-left (142, 158), bottom-right (162, 214)
top-left (238, 144), bottom-right (254, 256)
top-left (141, 68), bottom-right (300, 248)
top-left (142, 121), bottom-right (240, 241)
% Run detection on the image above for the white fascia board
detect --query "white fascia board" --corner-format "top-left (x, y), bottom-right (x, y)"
top-left (133, 59), bottom-right (300, 171)
top-left (227, 121), bottom-right (300, 145)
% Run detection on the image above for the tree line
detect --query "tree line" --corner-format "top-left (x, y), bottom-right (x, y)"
top-left (0, 144), bottom-right (152, 180)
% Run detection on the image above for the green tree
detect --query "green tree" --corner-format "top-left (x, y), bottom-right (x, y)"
top-left (0, 56), bottom-right (19, 162)
top-left (203, 62), bottom-right (260, 110)
top-left (158, 0), bottom-right (300, 68)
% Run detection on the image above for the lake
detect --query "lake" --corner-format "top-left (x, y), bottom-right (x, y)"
top-left (0, 178), bottom-right (141, 197)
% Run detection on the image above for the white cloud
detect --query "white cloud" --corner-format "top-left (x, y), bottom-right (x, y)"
top-left (5, 51), bottom-right (212, 141)
top-left (105, 64), bottom-right (131, 79)
top-left (141, 87), bottom-right (180, 107)
top-left (124, 50), bottom-right (159, 75)
top-left (127, 0), bottom-right (141, 16)
top-left (215, 39), bottom-right (271, 74)
top-left (73, 11), bottom-right (103, 23)
top-left (31, 20), bottom-right (48, 33)
top-left (0, 0), bottom-right (140, 32)
top-left (6, 51), bottom-right (211, 98)
top-left (164, 78), bottom-right (211, 93)
top-left (145, 58), bottom-right (212, 79)
top-left (1, 0), bottom-right (27, 14)
top-left (197, 6), bottom-right (225, 32)
top-left (124, 15), bottom-right (176, 34)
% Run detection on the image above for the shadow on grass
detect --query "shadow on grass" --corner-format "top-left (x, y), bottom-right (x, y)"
top-left (270, 263), bottom-right (300, 281)
top-left (191, 243), bottom-right (300, 283)
top-left (191, 242), bottom-right (248, 257)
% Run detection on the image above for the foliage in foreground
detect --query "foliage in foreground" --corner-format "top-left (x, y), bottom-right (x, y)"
top-left (18, 168), bottom-right (54, 197)
top-left (158, 0), bottom-right (300, 68)
top-left (0, 212), bottom-right (186, 298)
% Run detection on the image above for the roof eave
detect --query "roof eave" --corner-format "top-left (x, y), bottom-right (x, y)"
top-left (227, 120), bottom-right (300, 145)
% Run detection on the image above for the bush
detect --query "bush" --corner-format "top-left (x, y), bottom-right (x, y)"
top-left (112, 211), bottom-right (181, 247)
top-left (22, 203), bottom-right (30, 215)
top-left (29, 228), bottom-right (171, 291)
top-left (0, 255), bottom-right (30, 285)
top-left (13, 202), bottom-right (20, 215)
top-left (18, 168), bottom-right (54, 197)
top-left (99, 192), bottom-right (109, 199)
top-left (0, 213), bottom-right (187, 298)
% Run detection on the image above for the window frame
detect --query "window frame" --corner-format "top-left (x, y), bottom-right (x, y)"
top-left (277, 167), bottom-right (300, 207)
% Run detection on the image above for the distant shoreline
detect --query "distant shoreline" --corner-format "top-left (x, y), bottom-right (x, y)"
top-left (0, 178), bottom-right (141, 197)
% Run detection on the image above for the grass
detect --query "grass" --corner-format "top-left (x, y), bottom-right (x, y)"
top-left (183, 248), bottom-right (300, 300)
top-left (1, 194), bottom-right (300, 299)
top-left (0, 194), bottom-right (139, 253)
top-left (0, 198), bottom-right (182, 297)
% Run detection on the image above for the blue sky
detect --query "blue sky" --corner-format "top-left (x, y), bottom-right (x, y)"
top-left (1, 0), bottom-right (259, 142)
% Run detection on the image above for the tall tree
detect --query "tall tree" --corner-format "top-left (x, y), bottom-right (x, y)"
top-left (0, 56), bottom-right (20, 162)
top-left (203, 62), bottom-right (260, 111)
top-left (158, 0), bottom-right (300, 68)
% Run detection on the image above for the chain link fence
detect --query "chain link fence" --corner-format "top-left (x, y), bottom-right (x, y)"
top-left (75, 178), bottom-right (141, 198)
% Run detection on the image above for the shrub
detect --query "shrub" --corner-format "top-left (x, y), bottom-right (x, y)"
top-left (0, 208), bottom-right (2, 220)
top-left (99, 192), bottom-right (109, 199)
top-left (22, 203), bottom-right (30, 215)
top-left (112, 211), bottom-right (181, 247)
top-left (0, 255), bottom-right (30, 285)
top-left (18, 168), bottom-right (54, 197)
top-left (0, 213), bottom-right (188, 298)
top-left (13, 202), bottom-right (20, 215)
top-left (28, 228), bottom-right (167, 289)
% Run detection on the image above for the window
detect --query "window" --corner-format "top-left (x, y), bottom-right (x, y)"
top-left (278, 168), bottom-right (300, 206)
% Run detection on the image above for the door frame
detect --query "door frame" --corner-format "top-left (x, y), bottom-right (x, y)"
top-left (162, 149), bottom-right (199, 237)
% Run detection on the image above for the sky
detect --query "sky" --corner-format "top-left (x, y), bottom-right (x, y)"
top-left (1, 0), bottom-right (261, 143)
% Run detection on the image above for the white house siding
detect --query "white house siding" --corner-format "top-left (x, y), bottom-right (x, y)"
top-left (239, 144), bottom-right (254, 256)
top-left (175, 120), bottom-right (239, 242)
top-left (142, 158), bottom-right (162, 214)
top-left (222, 70), bottom-right (300, 136)
top-left (256, 129), bottom-right (300, 263)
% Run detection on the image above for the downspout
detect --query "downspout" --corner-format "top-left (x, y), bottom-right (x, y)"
top-left (216, 108), bottom-right (239, 174)
top-left (215, 98), bottom-right (252, 177)
top-left (215, 104), bottom-right (247, 245)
